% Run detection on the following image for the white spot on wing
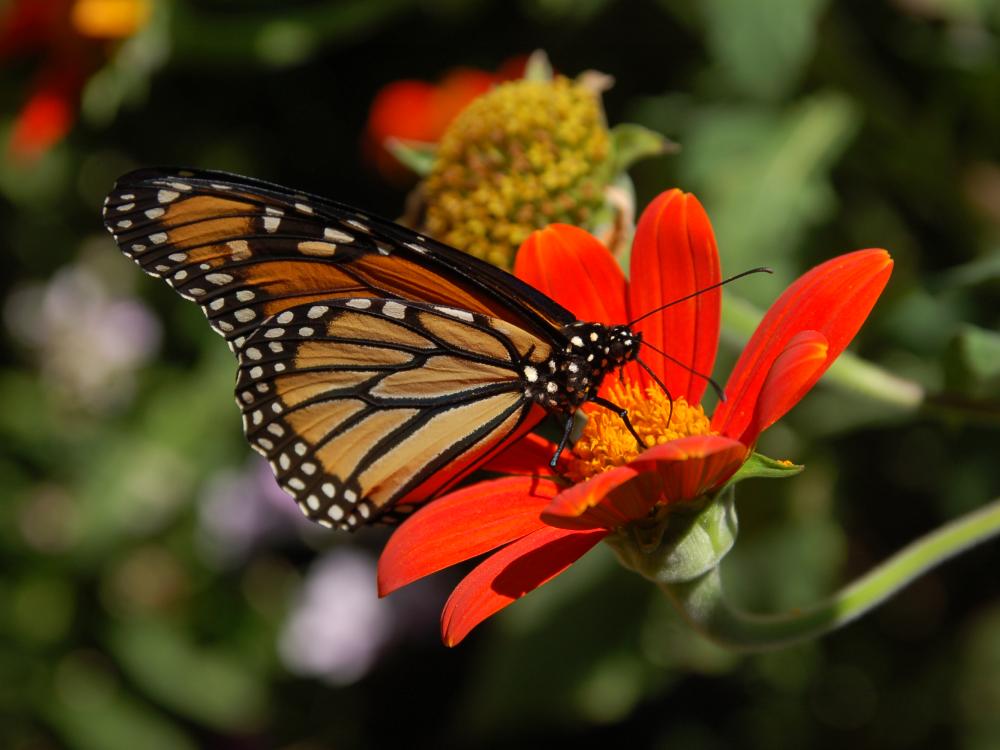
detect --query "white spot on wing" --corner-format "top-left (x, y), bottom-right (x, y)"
top-left (324, 227), bottom-right (354, 242)
top-left (382, 301), bottom-right (406, 319)
top-left (157, 189), bottom-right (180, 203)
top-left (435, 306), bottom-right (474, 322)
top-left (227, 240), bottom-right (251, 260)
top-left (346, 299), bottom-right (371, 310)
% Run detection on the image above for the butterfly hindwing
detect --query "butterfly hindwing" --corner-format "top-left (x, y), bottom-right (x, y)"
top-left (234, 297), bottom-right (551, 529)
top-left (102, 168), bottom-right (576, 352)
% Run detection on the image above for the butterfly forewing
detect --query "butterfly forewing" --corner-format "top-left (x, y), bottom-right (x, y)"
top-left (103, 168), bottom-right (575, 352)
top-left (233, 297), bottom-right (550, 529)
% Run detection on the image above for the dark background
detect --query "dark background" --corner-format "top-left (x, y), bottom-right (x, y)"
top-left (1, 1), bottom-right (999, 748)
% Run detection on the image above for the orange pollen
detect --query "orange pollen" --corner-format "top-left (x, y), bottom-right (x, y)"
top-left (567, 380), bottom-right (713, 483)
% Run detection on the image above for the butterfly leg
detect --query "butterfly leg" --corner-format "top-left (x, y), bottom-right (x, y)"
top-left (591, 396), bottom-right (646, 451)
top-left (549, 415), bottom-right (576, 468)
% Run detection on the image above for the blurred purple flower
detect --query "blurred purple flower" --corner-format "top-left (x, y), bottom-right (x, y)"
top-left (278, 548), bottom-right (394, 686)
top-left (4, 262), bottom-right (160, 411)
top-left (198, 456), bottom-right (315, 565)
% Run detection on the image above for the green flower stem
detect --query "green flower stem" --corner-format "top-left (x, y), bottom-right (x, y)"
top-left (661, 496), bottom-right (1000, 652)
top-left (722, 295), bottom-right (925, 411)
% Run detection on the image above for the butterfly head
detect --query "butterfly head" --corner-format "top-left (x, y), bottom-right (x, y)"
top-left (607, 324), bottom-right (642, 368)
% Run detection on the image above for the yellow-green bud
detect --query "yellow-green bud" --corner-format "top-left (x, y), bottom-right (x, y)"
top-left (422, 75), bottom-right (611, 268)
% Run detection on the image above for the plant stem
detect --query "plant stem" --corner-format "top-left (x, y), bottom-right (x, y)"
top-left (661, 497), bottom-right (1000, 651)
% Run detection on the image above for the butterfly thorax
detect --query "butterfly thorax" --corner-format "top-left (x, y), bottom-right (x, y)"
top-left (522, 322), bottom-right (641, 414)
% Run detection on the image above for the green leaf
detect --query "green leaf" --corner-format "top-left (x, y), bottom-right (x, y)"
top-left (724, 452), bottom-right (804, 489)
top-left (700, 0), bottom-right (830, 99)
top-left (608, 123), bottom-right (678, 175)
top-left (955, 325), bottom-right (1000, 383)
top-left (945, 324), bottom-right (1000, 397)
top-left (678, 94), bottom-right (859, 302)
top-left (108, 619), bottom-right (267, 731)
top-left (385, 138), bottom-right (437, 176)
top-left (43, 652), bottom-right (196, 750)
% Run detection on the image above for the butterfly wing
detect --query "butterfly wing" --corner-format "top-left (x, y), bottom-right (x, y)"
top-left (102, 167), bottom-right (575, 351)
top-left (236, 297), bottom-right (550, 529)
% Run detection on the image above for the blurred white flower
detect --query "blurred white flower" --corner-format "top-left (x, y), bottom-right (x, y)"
top-left (4, 261), bottom-right (160, 411)
top-left (197, 456), bottom-right (315, 565)
top-left (279, 548), bottom-right (394, 686)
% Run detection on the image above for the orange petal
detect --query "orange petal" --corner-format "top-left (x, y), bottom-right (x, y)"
top-left (541, 465), bottom-right (655, 529)
top-left (739, 330), bottom-right (829, 445)
top-left (441, 526), bottom-right (608, 646)
top-left (629, 435), bottom-right (747, 502)
top-left (377, 476), bottom-right (559, 596)
top-left (481, 432), bottom-right (563, 477)
top-left (629, 191), bottom-right (722, 403)
top-left (712, 249), bottom-right (893, 440)
top-left (514, 224), bottom-right (628, 326)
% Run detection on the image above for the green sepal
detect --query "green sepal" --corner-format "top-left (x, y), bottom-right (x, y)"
top-left (605, 486), bottom-right (738, 585)
top-left (608, 123), bottom-right (679, 175)
top-left (523, 49), bottom-right (554, 82)
top-left (722, 452), bottom-right (804, 491)
top-left (385, 138), bottom-right (437, 176)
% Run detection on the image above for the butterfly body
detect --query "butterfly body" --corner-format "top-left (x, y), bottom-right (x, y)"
top-left (103, 168), bottom-right (642, 530)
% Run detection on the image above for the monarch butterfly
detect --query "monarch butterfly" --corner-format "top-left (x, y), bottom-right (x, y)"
top-left (103, 168), bottom-right (747, 531)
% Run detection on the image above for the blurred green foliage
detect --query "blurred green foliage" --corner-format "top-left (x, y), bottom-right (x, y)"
top-left (1, 1), bottom-right (998, 749)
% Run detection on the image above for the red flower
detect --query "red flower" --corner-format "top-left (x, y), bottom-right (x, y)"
top-left (2, 0), bottom-right (150, 162)
top-left (378, 189), bottom-right (893, 645)
top-left (364, 58), bottom-right (525, 182)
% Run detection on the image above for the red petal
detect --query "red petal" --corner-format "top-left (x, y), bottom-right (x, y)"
top-left (542, 465), bottom-right (664, 530)
top-left (428, 68), bottom-right (497, 135)
top-left (441, 526), bottom-right (608, 646)
top-left (364, 80), bottom-right (437, 181)
top-left (377, 476), bottom-right (559, 596)
top-left (480, 432), bottom-right (562, 477)
top-left (514, 224), bottom-right (628, 325)
top-left (712, 249), bottom-right (893, 440)
top-left (738, 330), bottom-right (829, 446)
top-left (367, 80), bottom-right (437, 144)
top-left (629, 191), bottom-right (722, 403)
top-left (629, 435), bottom-right (747, 502)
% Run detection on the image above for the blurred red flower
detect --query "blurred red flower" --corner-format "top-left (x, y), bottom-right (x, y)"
top-left (2, 0), bottom-right (150, 162)
top-left (378, 189), bottom-right (894, 645)
top-left (364, 57), bottom-right (525, 182)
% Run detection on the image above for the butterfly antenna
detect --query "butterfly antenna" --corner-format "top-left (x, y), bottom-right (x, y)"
top-left (639, 340), bottom-right (726, 402)
top-left (635, 357), bottom-right (676, 425)
top-left (627, 267), bottom-right (772, 327)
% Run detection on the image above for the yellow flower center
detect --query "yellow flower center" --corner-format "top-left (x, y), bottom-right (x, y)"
top-left (423, 76), bottom-right (611, 267)
top-left (567, 380), bottom-right (713, 483)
